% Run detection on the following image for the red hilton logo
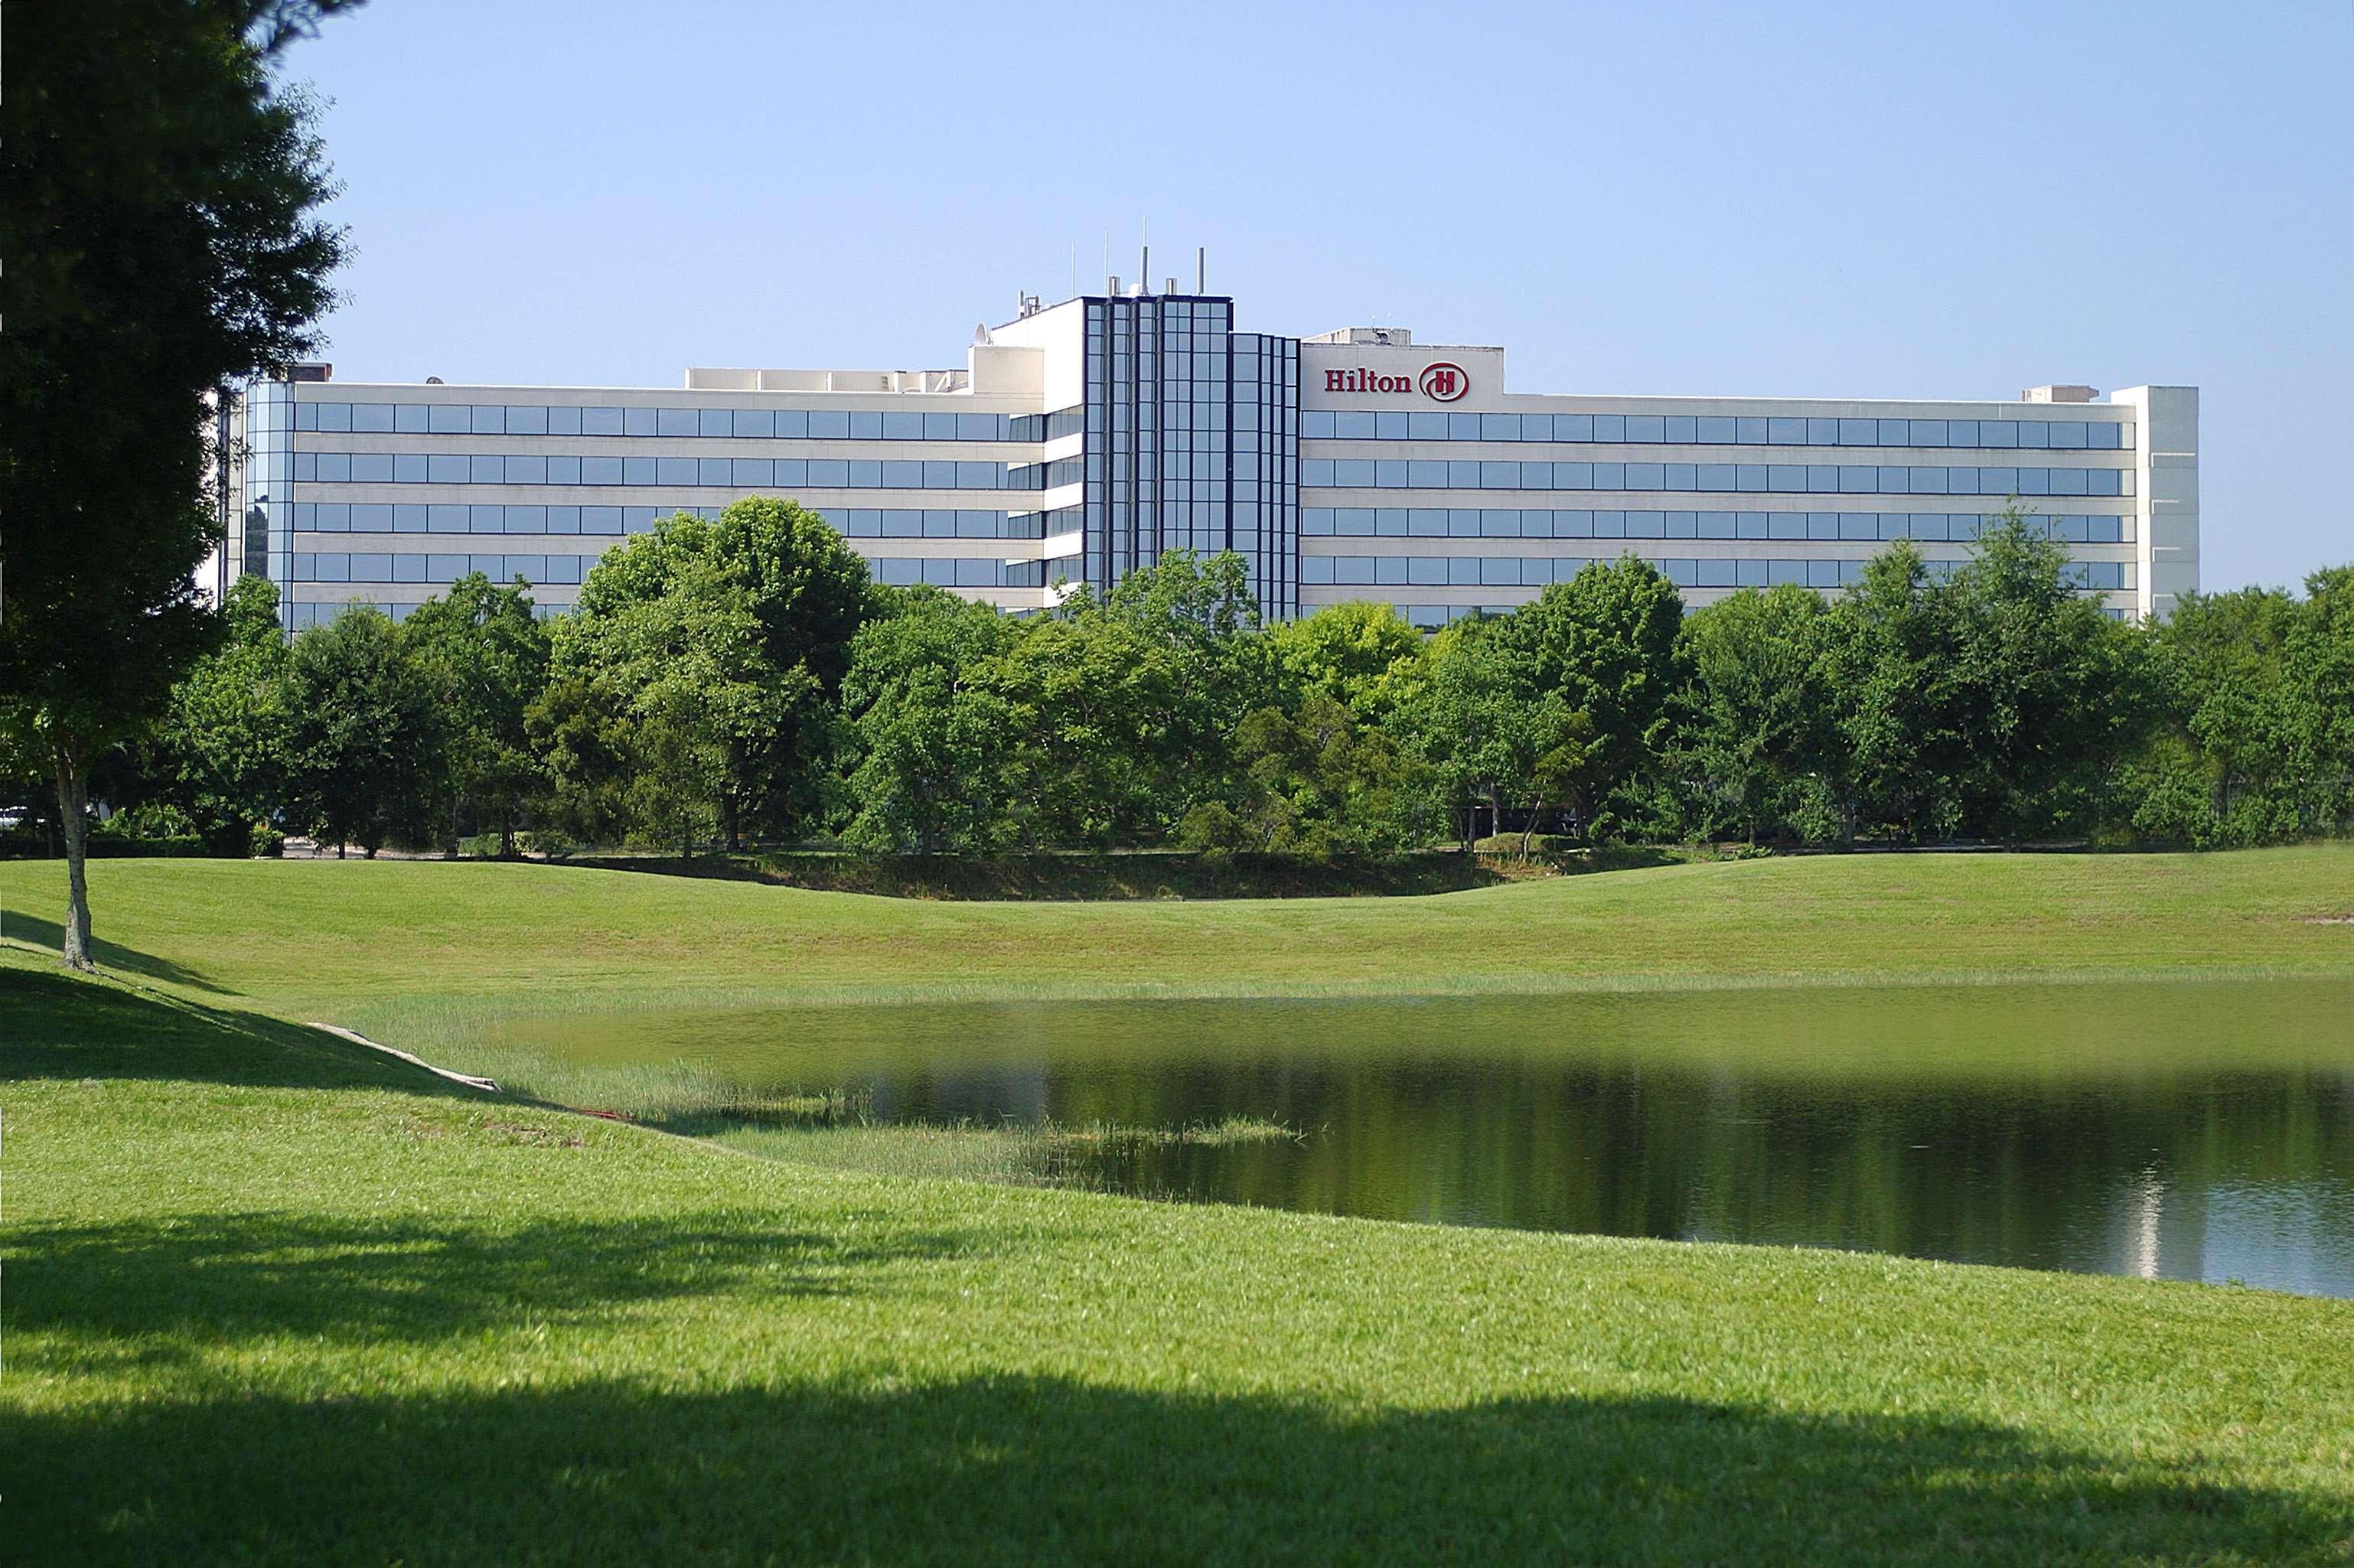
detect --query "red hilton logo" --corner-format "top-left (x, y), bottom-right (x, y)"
top-left (1322, 362), bottom-right (1471, 401)
top-left (1420, 362), bottom-right (1468, 402)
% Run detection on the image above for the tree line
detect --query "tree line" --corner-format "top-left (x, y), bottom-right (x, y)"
top-left (46, 495), bottom-right (2349, 863)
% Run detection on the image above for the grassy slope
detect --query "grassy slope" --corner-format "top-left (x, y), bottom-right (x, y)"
top-left (2, 843), bottom-right (2350, 1019)
top-left (7, 957), bottom-right (2353, 1566)
top-left (7, 850), bottom-right (2354, 1563)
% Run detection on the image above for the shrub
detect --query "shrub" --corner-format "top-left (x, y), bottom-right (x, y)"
top-left (518, 828), bottom-right (578, 860)
top-left (92, 802), bottom-right (196, 839)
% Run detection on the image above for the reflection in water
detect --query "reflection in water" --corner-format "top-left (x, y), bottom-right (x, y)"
top-left (486, 980), bottom-right (2354, 1296)
top-left (2127, 1169), bottom-right (2165, 1281)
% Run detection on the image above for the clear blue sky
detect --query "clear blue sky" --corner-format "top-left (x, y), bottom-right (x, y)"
top-left (285, 0), bottom-right (2350, 592)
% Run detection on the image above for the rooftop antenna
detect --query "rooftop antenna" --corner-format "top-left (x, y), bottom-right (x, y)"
top-left (1196, 246), bottom-right (1205, 295)
top-left (1140, 216), bottom-right (1149, 299)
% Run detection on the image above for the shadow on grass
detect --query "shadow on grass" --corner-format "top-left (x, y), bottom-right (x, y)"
top-left (7, 1211), bottom-right (984, 1354)
top-left (8, 1374), bottom-right (2343, 1566)
top-left (0, 965), bottom-right (465, 1094)
top-left (0, 913), bottom-right (231, 993)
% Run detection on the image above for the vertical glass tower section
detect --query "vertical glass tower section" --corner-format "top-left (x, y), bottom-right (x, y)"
top-left (234, 378), bottom-right (296, 621)
top-left (1080, 295), bottom-right (1299, 615)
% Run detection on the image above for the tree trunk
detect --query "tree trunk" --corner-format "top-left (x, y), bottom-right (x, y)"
top-left (1520, 800), bottom-right (1543, 859)
top-left (52, 744), bottom-right (96, 971)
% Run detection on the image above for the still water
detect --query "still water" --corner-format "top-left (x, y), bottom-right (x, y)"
top-left (488, 979), bottom-right (2354, 1296)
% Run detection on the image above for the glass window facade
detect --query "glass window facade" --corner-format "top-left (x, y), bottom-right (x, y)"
top-left (285, 502), bottom-right (1038, 538)
top-left (291, 451), bottom-right (1018, 491)
top-left (1080, 297), bottom-right (1301, 615)
top-left (1300, 507), bottom-right (2131, 544)
top-left (292, 402), bottom-right (1025, 442)
top-left (289, 549), bottom-right (1042, 592)
top-left (1299, 555), bottom-right (2131, 593)
top-left (1299, 457), bottom-right (2130, 498)
top-left (1301, 410), bottom-right (2133, 450)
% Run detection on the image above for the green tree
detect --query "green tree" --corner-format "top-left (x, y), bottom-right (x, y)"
top-left (1821, 543), bottom-right (1957, 842)
top-left (551, 500), bottom-right (870, 849)
top-left (143, 575), bottom-right (295, 855)
top-left (403, 574), bottom-right (552, 856)
top-left (1100, 549), bottom-right (1276, 758)
top-left (1503, 556), bottom-right (1684, 838)
top-left (0, 1), bottom-right (352, 964)
top-left (2284, 566), bottom-right (2354, 834)
top-left (1938, 515), bottom-right (2150, 839)
top-left (989, 551), bottom-right (1272, 847)
top-left (2127, 576), bottom-right (2343, 846)
top-left (837, 585), bottom-right (1024, 853)
top-left (986, 611), bottom-right (1172, 848)
top-left (1181, 690), bottom-right (1426, 859)
top-left (285, 607), bottom-right (448, 858)
top-left (1270, 601), bottom-right (1426, 722)
top-left (1673, 585), bottom-right (1837, 844)
top-left (1401, 617), bottom-right (1563, 853)
top-left (526, 673), bottom-right (633, 850)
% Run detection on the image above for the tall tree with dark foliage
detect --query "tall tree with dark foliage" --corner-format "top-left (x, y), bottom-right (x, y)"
top-left (0, 1), bottom-right (354, 965)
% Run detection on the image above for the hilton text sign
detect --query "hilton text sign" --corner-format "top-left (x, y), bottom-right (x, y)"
top-left (1323, 362), bottom-right (1469, 402)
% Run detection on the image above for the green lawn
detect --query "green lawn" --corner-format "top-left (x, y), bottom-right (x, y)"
top-left (6, 850), bottom-right (2354, 1563)
top-left (3, 843), bottom-right (2350, 1018)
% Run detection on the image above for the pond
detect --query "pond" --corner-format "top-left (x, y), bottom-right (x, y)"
top-left (481, 979), bottom-right (2354, 1296)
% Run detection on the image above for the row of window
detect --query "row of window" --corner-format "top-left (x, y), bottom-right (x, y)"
top-left (282, 500), bottom-right (1074, 540)
top-left (284, 600), bottom-right (468, 629)
top-left (1087, 356), bottom-right (1296, 387)
top-left (871, 557), bottom-right (1048, 588)
top-left (1303, 507), bottom-right (2133, 543)
top-left (1007, 457), bottom-right (1086, 491)
top-left (288, 551), bottom-right (1048, 589)
top-left (1301, 410), bottom-right (2132, 450)
top-left (1088, 298), bottom-right (1231, 322)
top-left (293, 552), bottom-right (588, 585)
top-left (279, 398), bottom-right (2136, 452)
top-left (1306, 556), bottom-right (2133, 591)
top-left (1371, 601), bottom-right (2126, 630)
top-left (290, 400), bottom-right (1035, 442)
top-left (292, 451), bottom-right (1013, 491)
top-left (1303, 458), bottom-right (2132, 497)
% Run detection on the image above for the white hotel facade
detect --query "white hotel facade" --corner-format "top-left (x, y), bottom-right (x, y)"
top-left (223, 287), bottom-right (2198, 629)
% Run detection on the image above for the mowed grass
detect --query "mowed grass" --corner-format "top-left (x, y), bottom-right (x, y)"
top-left (2, 843), bottom-right (2350, 1020)
top-left (7, 957), bottom-right (2354, 1566)
top-left (6, 850), bottom-right (2354, 1563)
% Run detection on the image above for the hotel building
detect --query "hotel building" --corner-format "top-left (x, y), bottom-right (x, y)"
top-left (223, 286), bottom-right (2196, 629)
